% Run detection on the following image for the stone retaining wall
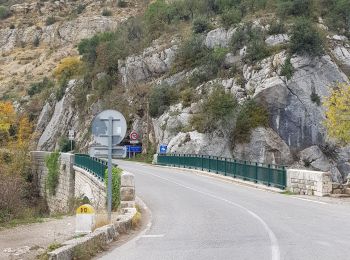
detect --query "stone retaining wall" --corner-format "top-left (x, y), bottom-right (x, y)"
top-left (31, 151), bottom-right (75, 213)
top-left (287, 169), bottom-right (333, 196)
top-left (74, 166), bottom-right (106, 210)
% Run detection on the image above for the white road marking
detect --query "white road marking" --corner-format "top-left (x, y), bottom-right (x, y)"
top-left (141, 171), bottom-right (281, 260)
top-left (290, 196), bottom-right (328, 205)
top-left (141, 234), bottom-right (165, 238)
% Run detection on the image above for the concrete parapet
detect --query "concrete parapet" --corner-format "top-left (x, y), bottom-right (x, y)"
top-left (120, 172), bottom-right (135, 206)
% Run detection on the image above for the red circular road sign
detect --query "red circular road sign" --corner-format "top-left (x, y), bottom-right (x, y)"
top-left (130, 131), bottom-right (139, 140)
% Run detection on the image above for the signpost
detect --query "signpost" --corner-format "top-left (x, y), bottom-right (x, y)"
top-left (68, 129), bottom-right (74, 151)
top-left (160, 144), bottom-right (167, 154)
top-left (90, 110), bottom-right (127, 222)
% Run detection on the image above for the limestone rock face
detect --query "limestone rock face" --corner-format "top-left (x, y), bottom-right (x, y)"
top-left (265, 34), bottom-right (289, 46)
top-left (119, 44), bottom-right (178, 87)
top-left (233, 127), bottom-right (293, 165)
top-left (37, 80), bottom-right (77, 151)
top-left (205, 27), bottom-right (236, 48)
top-left (299, 146), bottom-right (331, 172)
top-left (248, 51), bottom-right (349, 150)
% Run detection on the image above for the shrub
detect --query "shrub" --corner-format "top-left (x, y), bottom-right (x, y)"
top-left (149, 84), bottom-right (178, 117)
top-left (9, 24), bottom-right (15, 29)
top-left (33, 36), bottom-right (40, 47)
top-left (180, 87), bottom-right (194, 107)
top-left (53, 56), bottom-right (83, 79)
top-left (233, 100), bottom-right (269, 143)
top-left (310, 91), bottom-right (321, 106)
top-left (58, 136), bottom-right (73, 152)
top-left (280, 57), bottom-right (294, 80)
top-left (245, 39), bottom-right (270, 63)
top-left (220, 8), bottom-right (241, 29)
top-left (174, 35), bottom-right (207, 69)
top-left (277, 0), bottom-right (313, 18)
top-left (192, 16), bottom-right (210, 33)
top-left (268, 20), bottom-right (286, 35)
top-left (117, 0), bottom-right (127, 8)
top-left (27, 77), bottom-right (54, 96)
top-left (102, 9), bottom-right (112, 16)
top-left (0, 5), bottom-right (10, 20)
top-left (45, 16), bottom-right (56, 26)
top-left (290, 18), bottom-right (324, 57)
top-left (45, 151), bottom-right (60, 196)
top-left (104, 167), bottom-right (122, 210)
top-left (76, 4), bottom-right (85, 14)
top-left (190, 87), bottom-right (237, 133)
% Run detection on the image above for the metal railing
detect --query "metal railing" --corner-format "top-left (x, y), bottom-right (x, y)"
top-left (74, 154), bottom-right (107, 181)
top-left (157, 154), bottom-right (287, 189)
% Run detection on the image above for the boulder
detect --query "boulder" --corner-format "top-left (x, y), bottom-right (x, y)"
top-left (205, 27), bottom-right (236, 49)
top-left (233, 127), bottom-right (293, 165)
top-left (299, 146), bottom-right (331, 171)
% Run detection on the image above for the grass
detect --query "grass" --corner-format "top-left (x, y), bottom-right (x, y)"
top-left (131, 211), bottom-right (141, 229)
top-left (93, 214), bottom-right (110, 231)
top-left (0, 217), bottom-right (44, 229)
top-left (281, 190), bottom-right (295, 195)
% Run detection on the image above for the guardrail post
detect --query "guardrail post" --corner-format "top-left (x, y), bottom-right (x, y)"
top-left (216, 157), bottom-right (218, 174)
top-left (224, 158), bottom-right (227, 176)
top-left (268, 164), bottom-right (271, 186)
top-left (255, 162), bottom-right (258, 183)
top-left (201, 155), bottom-right (204, 171)
top-left (234, 159), bottom-right (237, 178)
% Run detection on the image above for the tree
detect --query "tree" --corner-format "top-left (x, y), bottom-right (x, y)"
top-left (323, 83), bottom-right (350, 144)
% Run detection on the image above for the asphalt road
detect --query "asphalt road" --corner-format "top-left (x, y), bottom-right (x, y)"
top-left (100, 160), bottom-right (350, 260)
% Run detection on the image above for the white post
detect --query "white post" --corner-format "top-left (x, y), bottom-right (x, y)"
top-left (107, 117), bottom-right (113, 222)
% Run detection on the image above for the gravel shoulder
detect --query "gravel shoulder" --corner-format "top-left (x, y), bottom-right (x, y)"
top-left (0, 216), bottom-right (75, 259)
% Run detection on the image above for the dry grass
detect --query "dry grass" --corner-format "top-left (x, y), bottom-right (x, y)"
top-left (93, 213), bottom-right (110, 231)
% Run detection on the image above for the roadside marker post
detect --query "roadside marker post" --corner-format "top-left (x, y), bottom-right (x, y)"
top-left (75, 204), bottom-right (95, 234)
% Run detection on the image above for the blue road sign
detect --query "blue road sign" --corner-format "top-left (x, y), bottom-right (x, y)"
top-left (127, 146), bottom-right (142, 153)
top-left (160, 145), bottom-right (167, 154)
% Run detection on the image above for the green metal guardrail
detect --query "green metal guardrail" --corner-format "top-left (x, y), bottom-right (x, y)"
top-left (74, 154), bottom-right (107, 181)
top-left (157, 154), bottom-right (287, 189)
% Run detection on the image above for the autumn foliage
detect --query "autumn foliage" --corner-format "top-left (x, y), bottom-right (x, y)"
top-left (324, 83), bottom-right (350, 144)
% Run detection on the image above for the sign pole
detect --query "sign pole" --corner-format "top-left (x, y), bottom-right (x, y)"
top-left (107, 117), bottom-right (113, 222)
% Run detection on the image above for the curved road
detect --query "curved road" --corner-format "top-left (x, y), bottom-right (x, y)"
top-left (101, 160), bottom-right (350, 260)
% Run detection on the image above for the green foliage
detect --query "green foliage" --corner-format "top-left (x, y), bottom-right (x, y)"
top-left (233, 100), bottom-right (269, 143)
top-left (0, 5), bottom-right (10, 19)
top-left (220, 8), bottom-right (241, 29)
top-left (149, 84), bottom-right (178, 117)
top-left (268, 20), bottom-right (286, 35)
top-left (58, 136), bottom-right (73, 152)
top-left (33, 36), bottom-right (40, 47)
top-left (310, 91), bottom-right (321, 106)
top-left (192, 16), bottom-right (210, 33)
top-left (76, 4), bottom-right (85, 14)
top-left (280, 57), bottom-right (294, 80)
top-left (277, 0), bottom-right (313, 18)
top-left (102, 9), bottom-right (112, 16)
top-left (45, 16), bottom-right (56, 26)
top-left (117, 0), bottom-right (127, 8)
top-left (27, 77), bottom-right (54, 97)
top-left (191, 87), bottom-right (237, 132)
top-left (104, 167), bottom-right (122, 210)
top-left (174, 35), bottom-right (207, 69)
top-left (290, 18), bottom-right (324, 57)
top-left (45, 151), bottom-right (60, 196)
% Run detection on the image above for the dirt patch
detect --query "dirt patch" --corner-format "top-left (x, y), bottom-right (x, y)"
top-left (0, 216), bottom-right (75, 259)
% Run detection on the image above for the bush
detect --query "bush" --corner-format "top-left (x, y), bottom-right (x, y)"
top-left (174, 35), bottom-right (207, 69)
top-left (233, 100), bottom-right (269, 143)
top-left (45, 151), bottom-right (60, 196)
top-left (149, 84), bottom-right (178, 117)
top-left (104, 167), bottom-right (122, 210)
top-left (53, 56), bottom-right (83, 79)
top-left (220, 8), bottom-right (241, 29)
top-left (33, 36), bottom-right (40, 47)
top-left (192, 16), bottom-right (210, 33)
top-left (76, 4), bottom-right (85, 14)
top-left (268, 20), bottom-right (286, 35)
top-left (117, 0), bottom-right (127, 7)
top-left (102, 9), bottom-right (112, 16)
top-left (0, 5), bottom-right (10, 20)
top-left (190, 87), bottom-right (237, 133)
top-left (45, 16), bottom-right (56, 26)
top-left (9, 24), bottom-right (15, 29)
top-left (245, 39), bottom-right (270, 63)
top-left (310, 91), bottom-right (321, 105)
top-left (277, 0), bottom-right (313, 18)
top-left (280, 57), bottom-right (294, 80)
top-left (27, 77), bottom-right (54, 96)
top-left (290, 18), bottom-right (324, 57)
top-left (58, 136), bottom-right (74, 152)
